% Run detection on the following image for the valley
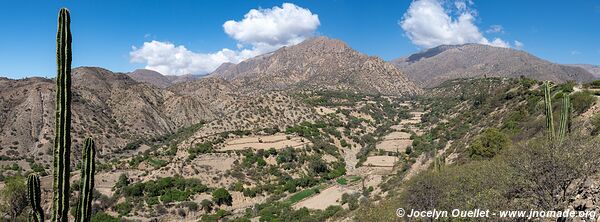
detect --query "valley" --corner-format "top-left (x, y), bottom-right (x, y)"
top-left (1, 30), bottom-right (599, 222)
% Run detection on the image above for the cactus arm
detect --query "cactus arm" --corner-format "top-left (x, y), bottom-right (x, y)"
top-left (27, 174), bottom-right (44, 222)
top-left (543, 81), bottom-right (555, 142)
top-left (558, 94), bottom-right (570, 144)
top-left (52, 8), bottom-right (72, 222)
top-left (76, 138), bottom-right (96, 222)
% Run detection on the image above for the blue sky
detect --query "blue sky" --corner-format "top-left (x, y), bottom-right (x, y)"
top-left (1, 0), bottom-right (599, 78)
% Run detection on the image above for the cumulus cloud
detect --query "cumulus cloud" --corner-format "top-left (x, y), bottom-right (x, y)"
top-left (223, 3), bottom-right (319, 46)
top-left (400, 0), bottom-right (511, 49)
top-left (130, 41), bottom-right (248, 76)
top-left (130, 3), bottom-right (320, 75)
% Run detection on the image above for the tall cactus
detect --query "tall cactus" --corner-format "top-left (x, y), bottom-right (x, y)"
top-left (543, 81), bottom-right (571, 145)
top-left (27, 174), bottom-right (44, 222)
top-left (53, 8), bottom-right (72, 222)
top-left (543, 81), bottom-right (555, 142)
top-left (76, 138), bottom-right (96, 222)
top-left (558, 94), bottom-right (571, 144)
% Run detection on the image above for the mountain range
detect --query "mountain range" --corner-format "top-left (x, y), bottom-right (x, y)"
top-left (128, 69), bottom-right (205, 88)
top-left (1, 37), bottom-right (598, 162)
top-left (391, 43), bottom-right (596, 88)
top-left (567, 64), bottom-right (600, 78)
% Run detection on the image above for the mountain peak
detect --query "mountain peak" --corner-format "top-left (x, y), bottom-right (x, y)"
top-left (293, 36), bottom-right (351, 52)
top-left (211, 37), bottom-right (422, 96)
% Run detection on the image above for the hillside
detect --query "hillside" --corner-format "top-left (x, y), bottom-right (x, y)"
top-left (353, 77), bottom-right (600, 221)
top-left (392, 44), bottom-right (595, 88)
top-left (568, 64), bottom-right (600, 78)
top-left (128, 69), bottom-right (205, 88)
top-left (2, 69), bottom-right (600, 222)
top-left (211, 37), bottom-right (422, 96)
top-left (0, 67), bottom-right (223, 163)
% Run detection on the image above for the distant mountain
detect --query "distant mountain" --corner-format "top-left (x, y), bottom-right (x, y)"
top-left (128, 69), bottom-right (205, 88)
top-left (0, 66), bottom-right (316, 163)
top-left (0, 67), bottom-right (224, 161)
top-left (391, 44), bottom-right (596, 88)
top-left (566, 64), bottom-right (600, 78)
top-left (211, 37), bottom-right (422, 96)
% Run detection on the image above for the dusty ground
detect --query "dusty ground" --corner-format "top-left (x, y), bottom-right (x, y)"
top-left (294, 185), bottom-right (357, 210)
top-left (376, 140), bottom-right (412, 153)
top-left (221, 134), bottom-right (311, 151)
top-left (362, 156), bottom-right (397, 167)
top-left (315, 106), bottom-right (337, 115)
top-left (376, 131), bottom-right (412, 153)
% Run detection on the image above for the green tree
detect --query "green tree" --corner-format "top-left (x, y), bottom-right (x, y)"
top-left (308, 158), bottom-right (328, 175)
top-left (115, 173), bottom-right (129, 189)
top-left (0, 176), bottom-right (28, 220)
top-left (469, 128), bottom-right (510, 159)
top-left (212, 188), bottom-right (232, 206)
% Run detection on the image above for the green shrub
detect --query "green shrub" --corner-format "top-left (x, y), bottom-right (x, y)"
top-left (146, 196), bottom-right (159, 206)
top-left (160, 189), bottom-right (190, 203)
top-left (212, 188), bottom-right (233, 206)
top-left (308, 158), bottom-right (328, 175)
top-left (469, 128), bottom-right (510, 159)
top-left (571, 91), bottom-right (596, 113)
top-left (148, 157), bottom-right (167, 168)
top-left (114, 202), bottom-right (132, 216)
top-left (589, 80), bottom-right (600, 88)
top-left (591, 112), bottom-right (600, 136)
top-left (336, 178), bottom-right (348, 185)
top-left (188, 141), bottom-right (214, 160)
top-left (200, 199), bottom-right (214, 212)
top-left (91, 212), bottom-right (119, 222)
top-left (340, 139), bottom-right (349, 148)
top-left (180, 201), bottom-right (199, 211)
top-left (0, 176), bottom-right (27, 220)
top-left (119, 176), bottom-right (207, 203)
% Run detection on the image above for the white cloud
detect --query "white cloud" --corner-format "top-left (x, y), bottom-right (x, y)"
top-left (130, 41), bottom-right (248, 76)
top-left (223, 3), bottom-right (320, 46)
top-left (130, 3), bottom-right (320, 75)
top-left (571, 50), bottom-right (581, 55)
top-left (486, 25), bottom-right (504, 34)
top-left (514, 40), bottom-right (524, 49)
top-left (400, 0), bottom-right (511, 49)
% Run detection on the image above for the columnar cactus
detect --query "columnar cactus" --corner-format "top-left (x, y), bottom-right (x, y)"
top-left (53, 8), bottom-right (72, 222)
top-left (27, 174), bottom-right (44, 222)
top-left (543, 81), bottom-right (571, 144)
top-left (543, 81), bottom-right (555, 142)
top-left (558, 94), bottom-right (571, 144)
top-left (76, 138), bottom-right (96, 222)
